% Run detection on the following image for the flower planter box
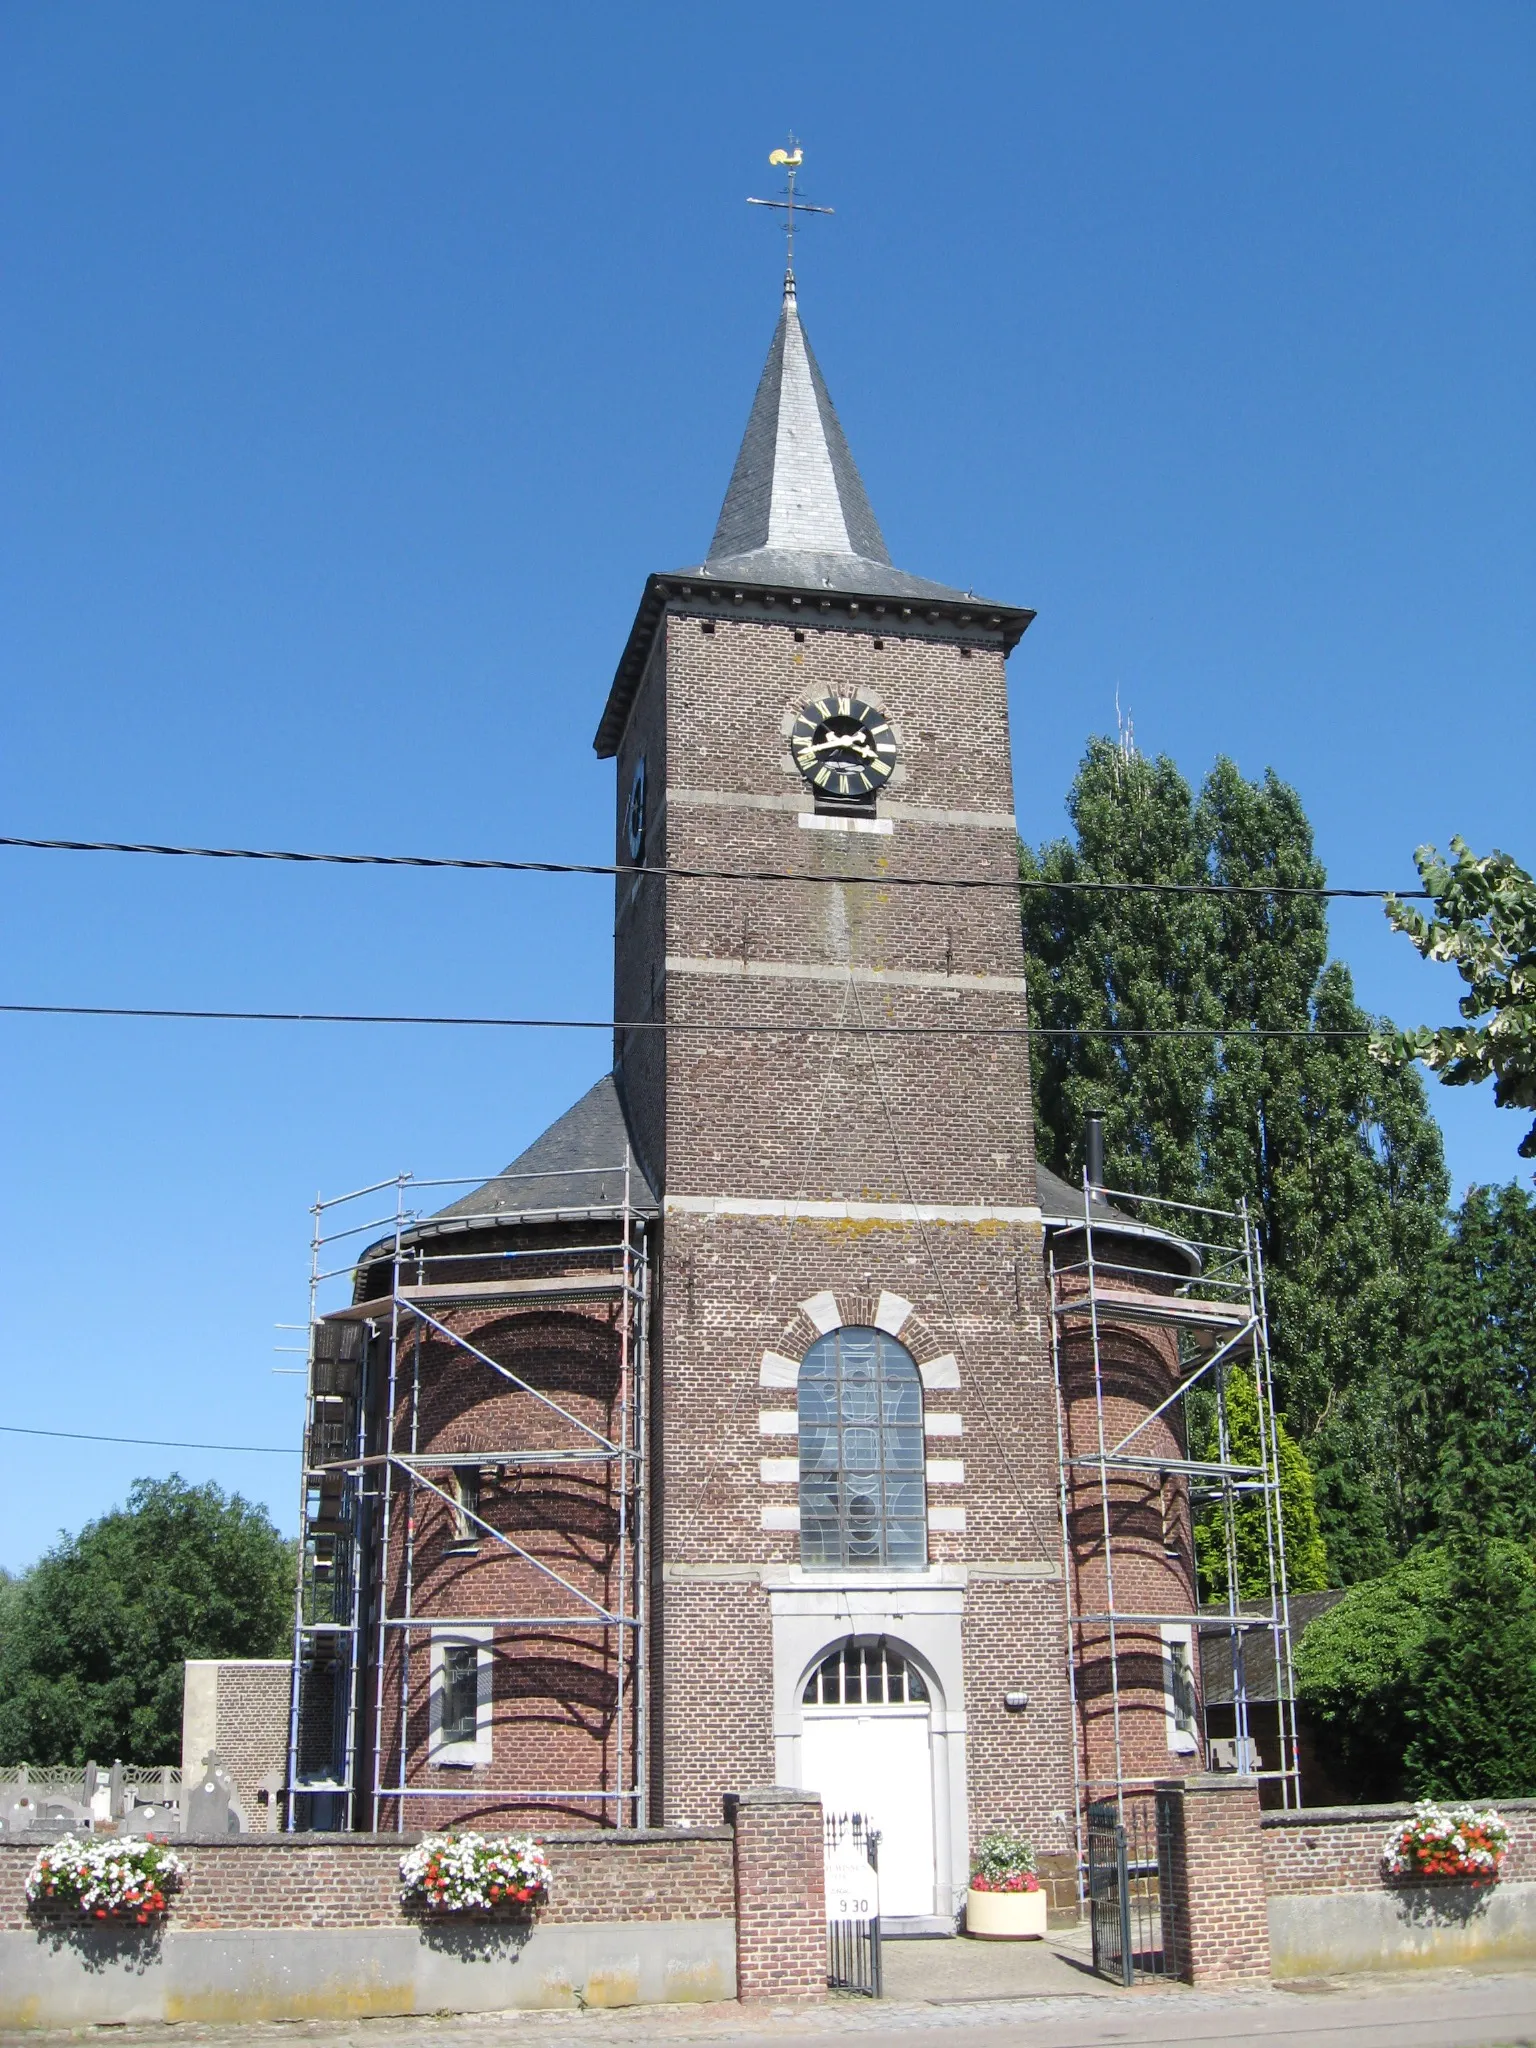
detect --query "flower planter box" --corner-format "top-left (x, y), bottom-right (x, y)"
top-left (966, 1886), bottom-right (1048, 1939)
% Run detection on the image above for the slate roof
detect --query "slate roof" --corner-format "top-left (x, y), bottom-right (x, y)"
top-left (412, 1075), bottom-right (658, 1236)
top-left (674, 282), bottom-right (976, 604)
top-left (594, 281), bottom-right (1034, 756)
top-left (1199, 1592), bottom-right (1345, 1704)
top-left (1036, 1164), bottom-right (1202, 1274)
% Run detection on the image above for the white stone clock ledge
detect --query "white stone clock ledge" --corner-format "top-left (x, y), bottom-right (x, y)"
top-left (666, 785), bottom-right (1018, 830)
top-left (663, 954), bottom-right (1028, 993)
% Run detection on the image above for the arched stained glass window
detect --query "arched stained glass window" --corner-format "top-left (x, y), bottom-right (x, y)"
top-left (798, 1326), bottom-right (926, 1568)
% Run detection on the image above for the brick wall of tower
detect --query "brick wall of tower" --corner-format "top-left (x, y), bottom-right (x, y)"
top-left (608, 601), bottom-right (1079, 1857)
top-left (613, 630), bottom-right (669, 1194)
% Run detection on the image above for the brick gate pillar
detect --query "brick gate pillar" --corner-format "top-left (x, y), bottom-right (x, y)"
top-left (1159, 1774), bottom-right (1271, 1983)
top-left (728, 1787), bottom-right (826, 2003)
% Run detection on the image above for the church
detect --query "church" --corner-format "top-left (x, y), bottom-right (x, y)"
top-left (289, 252), bottom-right (1282, 1928)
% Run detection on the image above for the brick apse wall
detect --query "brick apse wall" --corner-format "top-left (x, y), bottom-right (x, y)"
top-left (0, 1788), bottom-right (827, 2026)
top-left (339, 1239), bottom-right (639, 1834)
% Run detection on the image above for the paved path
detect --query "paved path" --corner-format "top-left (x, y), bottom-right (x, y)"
top-left (3, 1957), bottom-right (1533, 2048)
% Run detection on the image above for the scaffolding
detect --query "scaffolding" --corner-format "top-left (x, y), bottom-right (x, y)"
top-left (285, 1161), bottom-right (650, 1833)
top-left (1048, 1179), bottom-right (1301, 1838)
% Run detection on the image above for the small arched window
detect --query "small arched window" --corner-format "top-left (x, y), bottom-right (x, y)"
top-left (803, 1642), bottom-right (929, 1706)
top-left (798, 1326), bottom-right (926, 1568)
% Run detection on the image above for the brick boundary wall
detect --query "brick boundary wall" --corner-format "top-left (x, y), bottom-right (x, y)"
top-left (1160, 1775), bottom-right (1271, 1984)
top-left (0, 1828), bottom-right (735, 1936)
top-left (730, 1788), bottom-right (826, 2004)
top-left (1261, 1798), bottom-right (1536, 1893)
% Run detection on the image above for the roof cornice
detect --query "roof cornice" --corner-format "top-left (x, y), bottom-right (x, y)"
top-left (593, 573), bottom-right (1036, 759)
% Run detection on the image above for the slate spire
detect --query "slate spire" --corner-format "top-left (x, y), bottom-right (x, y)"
top-left (686, 281), bottom-right (967, 603)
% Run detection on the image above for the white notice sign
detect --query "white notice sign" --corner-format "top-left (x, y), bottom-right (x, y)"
top-left (824, 1846), bottom-right (880, 1923)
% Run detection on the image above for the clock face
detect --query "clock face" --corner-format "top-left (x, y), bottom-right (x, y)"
top-left (624, 756), bottom-right (647, 862)
top-left (789, 694), bottom-right (898, 802)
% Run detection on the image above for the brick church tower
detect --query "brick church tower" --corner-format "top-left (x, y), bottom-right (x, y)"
top-left (292, 267), bottom-right (1277, 1898)
top-left (591, 272), bottom-right (1076, 1920)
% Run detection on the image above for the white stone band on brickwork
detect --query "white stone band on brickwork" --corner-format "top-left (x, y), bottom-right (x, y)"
top-left (928, 1507), bottom-right (967, 1533)
top-left (924, 1413), bottom-right (962, 1436)
top-left (668, 1196), bottom-right (1044, 1226)
top-left (925, 1460), bottom-right (964, 1485)
top-left (664, 954), bottom-right (1028, 994)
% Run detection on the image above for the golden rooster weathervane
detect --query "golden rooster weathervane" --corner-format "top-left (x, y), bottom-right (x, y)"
top-left (747, 136), bottom-right (832, 296)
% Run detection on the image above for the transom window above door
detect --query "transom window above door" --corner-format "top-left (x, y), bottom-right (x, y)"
top-left (798, 1326), bottom-right (926, 1569)
top-left (803, 1641), bottom-right (930, 1707)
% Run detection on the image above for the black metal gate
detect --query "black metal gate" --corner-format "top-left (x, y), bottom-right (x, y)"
top-left (825, 1812), bottom-right (882, 1997)
top-left (1086, 1793), bottom-right (1177, 1985)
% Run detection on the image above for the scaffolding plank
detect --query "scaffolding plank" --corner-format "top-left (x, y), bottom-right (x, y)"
top-left (1067, 1454), bottom-right (1268, 1479)
top-left (1055, 1284), bottom-right (1250, 1330)
top-left (325, 1272), bottom-right (631, 1320)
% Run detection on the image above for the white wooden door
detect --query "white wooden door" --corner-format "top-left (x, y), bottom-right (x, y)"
top-left (800, 1708), bottom-right (935, 1916)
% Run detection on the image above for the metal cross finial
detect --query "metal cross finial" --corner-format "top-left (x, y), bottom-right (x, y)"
top-left (747, 135), bottom-right (833, 300)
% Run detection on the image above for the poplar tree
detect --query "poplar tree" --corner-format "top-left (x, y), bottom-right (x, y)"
top-left (1022, 739), bottom-right (1448, 1583)
top-left (1399, 1182), bottom-right (1536, 1547)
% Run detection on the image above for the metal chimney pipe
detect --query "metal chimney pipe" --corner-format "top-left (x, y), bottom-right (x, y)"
top-left (1084, 1114), bottom-right (1105, 1195)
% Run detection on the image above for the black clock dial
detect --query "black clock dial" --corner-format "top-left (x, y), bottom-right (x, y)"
top-left (624, 756), bottom-right (647, 862)
top-left (789, 694), bottom-right (898, 802)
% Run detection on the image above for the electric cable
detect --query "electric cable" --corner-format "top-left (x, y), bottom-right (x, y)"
top-left (0, 1002), bottom-right (1380, 1039)
top-left (0, 1421), bottom-right (296, 1455)
top-left (0, 833), bottom-right (1428, 899)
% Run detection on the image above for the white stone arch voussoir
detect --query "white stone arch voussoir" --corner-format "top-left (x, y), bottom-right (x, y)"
top-left (758, 1290), bottom-right (960, 1392)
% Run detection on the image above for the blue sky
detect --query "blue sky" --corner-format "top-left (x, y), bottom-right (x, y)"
top-left (2, 2), bottom-right (1531, 1572)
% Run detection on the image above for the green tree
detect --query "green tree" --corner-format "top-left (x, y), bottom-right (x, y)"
top-left (0, 1477), bottom-right (293, 1767)
top-left (1293, 1547), bottom-right (1450, 1801)
top-left (1193, 1365), bottom-right (1330, 1601)
top-left (1022, 739), bottom-right (1448, 1582)
top-left (1398, 1182), bottom-right (1536, 1548)
top-left (1381, 839), bottom-right (1536, 1158)
top-left (1295, 1540), bottom-right (1536, 1802)
top-left (1402, 1537), bottom-right (1536, 1800)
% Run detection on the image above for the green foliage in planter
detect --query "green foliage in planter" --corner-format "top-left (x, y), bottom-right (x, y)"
top-left (970, 1828), bottom-right (1037, 1885)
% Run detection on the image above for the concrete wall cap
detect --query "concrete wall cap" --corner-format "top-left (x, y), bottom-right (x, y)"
top-left (1261, 1796), bottom-right (1536, 1829)
top-left (1157, 1774), bottom-right (1260, 1794)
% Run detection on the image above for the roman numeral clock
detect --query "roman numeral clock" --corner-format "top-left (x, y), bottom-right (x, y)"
top-left (788, 693), bottom-right (898, 808)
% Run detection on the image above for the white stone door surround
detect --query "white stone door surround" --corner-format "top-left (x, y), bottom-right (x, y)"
top-left (763, 1563), bottom-right (969, 1923)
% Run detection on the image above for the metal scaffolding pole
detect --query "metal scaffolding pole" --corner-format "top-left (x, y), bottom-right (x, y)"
top-left (285, 1163), bottom-right (651, 1832)
top-left (1048, 1178), bottom-right (1302, 1823)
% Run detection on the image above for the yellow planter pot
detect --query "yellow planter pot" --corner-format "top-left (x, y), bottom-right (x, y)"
top-left (965, 1886), bottom-right (1048, 1939)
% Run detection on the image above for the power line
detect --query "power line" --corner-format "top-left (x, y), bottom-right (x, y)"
top-left (0, 1421), bottom-right (295, 1455)
top-left (0, 1001), bottom-right (1377, 1040)
top-left (0, 834), bottom-right (1428, 900)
